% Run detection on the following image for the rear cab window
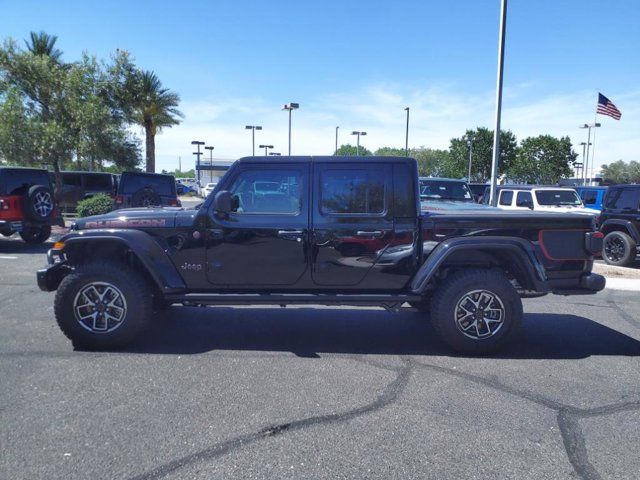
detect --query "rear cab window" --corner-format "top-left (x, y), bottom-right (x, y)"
top-left (516, 191), bottom-right (532, 207)
top-left (119, 173), bottom-right (176, 196)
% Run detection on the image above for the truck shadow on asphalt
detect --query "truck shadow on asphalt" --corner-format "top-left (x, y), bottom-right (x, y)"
top-left (120, 307), bottom-right (640, 359)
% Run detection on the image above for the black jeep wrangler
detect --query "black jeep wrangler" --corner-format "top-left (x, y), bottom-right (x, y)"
top-left (0, 167), bottom-right (64, 244)
top-left (599, 184), bottom-right (640, 267)
top-left (38, 156), bottom-right (605, 354)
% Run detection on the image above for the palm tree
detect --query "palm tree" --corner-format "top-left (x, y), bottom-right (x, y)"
top-left (25, 31), bottom-right (63, 62)
top-left (131, 70), bottom-right (183, 173)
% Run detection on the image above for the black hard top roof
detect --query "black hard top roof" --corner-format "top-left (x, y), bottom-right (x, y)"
top-left (236, 155), bottom-right (416, 164)
top-left (121, 171), bottom-right (174, 178)
top-left (608, 183), bottom-right (640, 189)
top-left (418, 177), bottom-right (468, 182)
top-left (0, 166), bottom-right (48, 173)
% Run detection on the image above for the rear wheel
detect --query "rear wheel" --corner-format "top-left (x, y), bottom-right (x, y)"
top-left (430, 269), bottom-right (522, 354)
top-left (603, 231), bottom-right (636, 267)
top-left (19, 225), bottom-right (51, 244)
top-left (54, 261), bottom-right (153, 349)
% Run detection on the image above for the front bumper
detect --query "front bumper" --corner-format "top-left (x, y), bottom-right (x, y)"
top-left (36, 247), bottom-right (70, 292)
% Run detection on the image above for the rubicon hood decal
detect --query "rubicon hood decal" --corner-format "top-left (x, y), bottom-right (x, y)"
top-left (84, 218), bottom-right (167, 229)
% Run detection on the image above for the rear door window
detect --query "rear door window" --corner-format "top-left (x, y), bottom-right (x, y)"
top-left (516, 191), bottom-right (532, 207)
top-left (581, 190), bottom-right (598, 206)
top-left (320, 168), bottom-right (386, 215)
top-left (499, 190), bottom-right (513, 206)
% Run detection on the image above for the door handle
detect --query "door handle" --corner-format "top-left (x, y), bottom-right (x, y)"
top-left (278, 230), bottom-right (304, 242)
top-left (355, 230), bottom-right (384, 238)
top-left (208, 228), bottom-right (224, 240)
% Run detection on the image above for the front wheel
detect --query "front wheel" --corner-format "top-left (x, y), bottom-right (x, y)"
top-left (19, 225), bottom-right (51, 244)
top-left (430, 269), bottom-right (522, 354)
top-left (54, 261), bottom-right (153, 350)
top-left (603, 231), bottom-right (636, 267)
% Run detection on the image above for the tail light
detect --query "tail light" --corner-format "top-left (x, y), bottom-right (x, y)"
top-left (168, 199), bottom-right (178, 206)
top-left (115, 195), bottom-right (123, 204)
top-left (585, 231), bottom-right (604, 255)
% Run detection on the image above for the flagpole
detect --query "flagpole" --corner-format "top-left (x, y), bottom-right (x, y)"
top-left (590, 113), bottom-right (598, 186)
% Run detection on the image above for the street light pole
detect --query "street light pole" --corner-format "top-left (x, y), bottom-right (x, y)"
top-left (404, 107), bottom-right (410, 156)
top-left (467, 138), bottom-right (474, 181)
top-left (245, 125), bottom-right (262, 156)
top-left (259, 144), bottom-right (274, 156)
top-left (351, 131), bottom-right (367, 156)
top-left (489, 0), bottom-right (508, 206)
top-left (191, 140), bottom-right (205, 187)
top-left (580, 123), bottom-right (600, 185)
top-left (335, 126), bottom-right (339, 155)
top-left (205, 146), bottom-right (214, 162)
top-left (282, 103), bottom-right (299, 156)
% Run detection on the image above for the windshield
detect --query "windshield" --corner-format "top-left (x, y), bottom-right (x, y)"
top-left (535, 190), bottom-right (582, 206)
top-left (419, 180), bottom-right (473, 202)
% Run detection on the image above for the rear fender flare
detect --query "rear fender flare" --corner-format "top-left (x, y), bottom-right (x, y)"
top-left (600, 219), bottom-right (640, 242)
top-left (410, 236), bottom-right (548, 294)
top-left (62, 229), bottom-right (186, 294)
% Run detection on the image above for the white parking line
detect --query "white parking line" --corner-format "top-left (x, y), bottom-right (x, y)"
top-left (0, 256), bottom-right (18, 260)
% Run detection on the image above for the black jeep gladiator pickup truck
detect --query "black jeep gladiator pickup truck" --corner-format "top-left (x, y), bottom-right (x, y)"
top-left (37, 156), bottom-right (605, 354)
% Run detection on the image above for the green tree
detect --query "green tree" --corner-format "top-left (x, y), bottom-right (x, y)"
top-left (510, 135), bottom-right (576, 184)
top-left (0, 33), bottom-right (143, 192)
top-left (447, 127), bottom-right (518, 181)
top-left (128, 70), bottom-right (183, 173)
top-left (335, 144), bottom-right (372, 156)
top-left (25, 31), bottom-right (63, 62)
top-left (601, 160), bottom-right (640, 184)
top-left (374, 146), bottom-right (449, 176)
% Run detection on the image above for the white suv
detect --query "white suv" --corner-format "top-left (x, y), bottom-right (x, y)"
top-left (488, 186), bottom-right (597, 216)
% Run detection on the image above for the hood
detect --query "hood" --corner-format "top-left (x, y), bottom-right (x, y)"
top-left (421, 200), bottom-right (500, 212)
top-left (72, 207), bottom-right (189, 230)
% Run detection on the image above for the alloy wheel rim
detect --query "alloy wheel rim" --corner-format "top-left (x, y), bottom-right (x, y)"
top-left (454, 289), bottom-right (506, 339)
top-left (604, 237), bottom-right (625, 262)
top-left (73, 282), bottom-right (128, 333)
top-left (34, 191), bottom-right (53, 217)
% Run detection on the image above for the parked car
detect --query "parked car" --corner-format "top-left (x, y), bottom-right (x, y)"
top-left (484, 185), bottom-right (597, 216)
top-left (39, 156), bottom-right (605, 354)
top-left (54, 171), bottom-right (118, 213)
top-left (0, 167), bottom-right (64, 244)
top-left (202, 182), bottom-right (217, 197)
top-left (599, 184), bottom-right (640, 266)
top-left (419, 177), bottom-right (493, 211)
top-left (575, 186), bottom-right (607, 213)
top-left (113, 172), bottom-right (180, 209)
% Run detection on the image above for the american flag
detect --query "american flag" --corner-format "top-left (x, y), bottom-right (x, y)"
top-left (597, 93), bottom-right (621, 120)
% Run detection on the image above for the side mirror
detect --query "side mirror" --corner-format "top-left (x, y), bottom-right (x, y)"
top-left (213, 190), bottom-right (232, 216)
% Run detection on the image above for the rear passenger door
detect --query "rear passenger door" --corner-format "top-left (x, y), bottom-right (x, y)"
top-left (311, 162), bottom-right (414, 290)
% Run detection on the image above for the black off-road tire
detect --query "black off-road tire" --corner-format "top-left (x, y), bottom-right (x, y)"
top-left (54, 261), bottom-right (153, 350)
top-left (603, 231), bottom-right (636, 267)
top-left (19, 225), bottom-right (51, 244)
top-left (430, 269), bottom-right (522, 355)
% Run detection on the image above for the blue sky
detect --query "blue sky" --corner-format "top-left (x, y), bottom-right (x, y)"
top-left (1, 0), bottom-right (639, 173)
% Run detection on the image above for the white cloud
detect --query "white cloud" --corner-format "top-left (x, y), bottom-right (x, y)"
top-left (154, 83), bottom-right (640, 174)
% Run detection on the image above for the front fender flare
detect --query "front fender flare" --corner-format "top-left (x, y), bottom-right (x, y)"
top-left (61, 229), bottom-right (186, 294)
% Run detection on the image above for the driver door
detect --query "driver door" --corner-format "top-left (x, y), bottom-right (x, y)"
top-left (205, 162), bottom-right (310, 287)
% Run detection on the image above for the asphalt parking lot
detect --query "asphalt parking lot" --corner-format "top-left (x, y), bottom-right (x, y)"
top-left (1, 235), bottom-right (639, 480)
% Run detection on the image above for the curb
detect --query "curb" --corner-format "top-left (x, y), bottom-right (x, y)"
top-left (604, 277), bottom-right (640, 292)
